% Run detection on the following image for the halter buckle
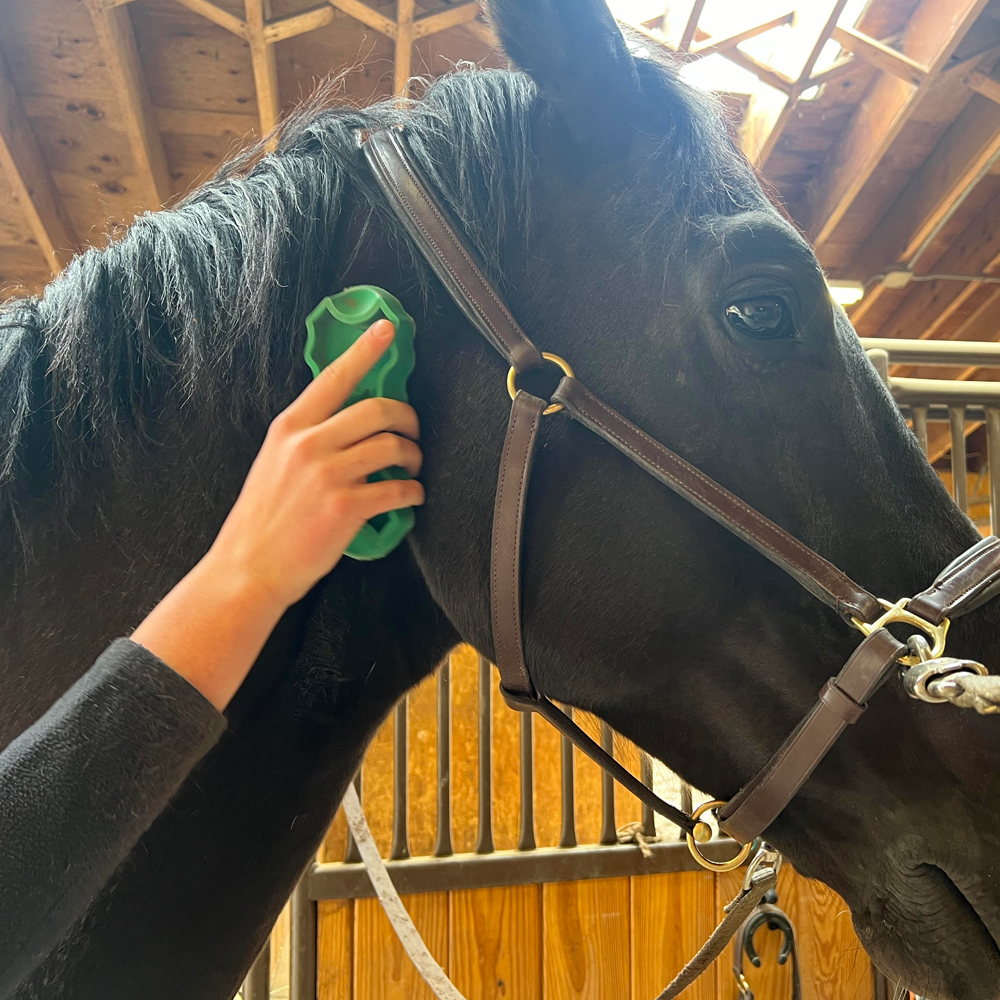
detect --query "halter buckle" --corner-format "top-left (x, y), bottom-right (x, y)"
top-left (849, 598), bottom-right (950, 666)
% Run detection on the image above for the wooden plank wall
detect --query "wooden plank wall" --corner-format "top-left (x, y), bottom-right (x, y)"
top-left (308, 644), bottom-right (874, 1000)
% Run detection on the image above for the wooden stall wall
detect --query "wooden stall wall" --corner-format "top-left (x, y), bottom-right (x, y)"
top-left (307, 645), bottom-right (873, 1000)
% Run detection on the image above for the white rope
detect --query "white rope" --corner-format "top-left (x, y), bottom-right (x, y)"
top-left (342, 785), bottom-right (468, 1000)
top-left (343, 784), bottom-right (773, 1000)
top-left (929, 672), bottom-right (1000, 714)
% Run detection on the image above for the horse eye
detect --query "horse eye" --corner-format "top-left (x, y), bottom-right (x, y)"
top-left (724, 297), bottom-right (792, 340)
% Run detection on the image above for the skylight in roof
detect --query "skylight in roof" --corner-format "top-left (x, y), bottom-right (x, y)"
top-left (608, 0), bottom-right (872, 97)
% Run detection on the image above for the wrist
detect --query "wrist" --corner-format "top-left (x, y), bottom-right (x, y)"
top-left (196, 546), bottom-right (291, 621)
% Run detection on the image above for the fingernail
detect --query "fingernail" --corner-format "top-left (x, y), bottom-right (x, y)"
top-left (369, 320), bottom-right (394, 340)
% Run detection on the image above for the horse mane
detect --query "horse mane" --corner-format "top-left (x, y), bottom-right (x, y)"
top-left (0, 54), bottom-right (759, 525)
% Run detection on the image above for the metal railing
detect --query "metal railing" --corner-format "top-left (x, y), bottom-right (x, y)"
top-left (863, 338), bottom-right (1000, 531)
top-left (243, 338), bottom-right (1000, 1000)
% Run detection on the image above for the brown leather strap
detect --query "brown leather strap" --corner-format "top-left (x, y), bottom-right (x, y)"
top-left (491, 391), bottom-right (697, 832)
top-left (361, 128), bottom-right (544, 373)
top-left (491, 390), bottom-right (545, 697)
top-left (908, 534), bottom-right (1000, 624)
top-left (718, 629), bottom-right (905, 844)
top-left (552, 376), bottom-right (882, 624)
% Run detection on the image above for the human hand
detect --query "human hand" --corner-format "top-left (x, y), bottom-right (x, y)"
top-left (206, 318), bottom-right (424, 609)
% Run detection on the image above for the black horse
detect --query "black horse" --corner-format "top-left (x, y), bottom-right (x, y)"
top-left (2, 0), bottom-right (999, 997)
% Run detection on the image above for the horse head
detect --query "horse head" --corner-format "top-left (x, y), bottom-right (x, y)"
top-left (396, 1), bottom-right (1000, 995)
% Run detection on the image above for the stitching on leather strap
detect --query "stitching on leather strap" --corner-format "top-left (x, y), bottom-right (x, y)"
top-left (369, 134), bottom-right (538, 366)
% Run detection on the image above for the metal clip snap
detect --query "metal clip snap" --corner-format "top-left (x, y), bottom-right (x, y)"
top-left (901, 636), bottom-right (988, 704)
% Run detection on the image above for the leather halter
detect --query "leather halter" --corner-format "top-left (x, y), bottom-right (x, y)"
top-left (361, 125), bottom-right (1000, 855)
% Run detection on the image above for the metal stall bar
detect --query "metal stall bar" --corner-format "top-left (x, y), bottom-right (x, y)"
top-left (988, 408), bottom-right (1000, 536)
top-left (391, 697), bottom-right (410, 861)
top-left (435, 657), bottom-right (453, 857)
top-left (289, 867), bottom-right (316, 1000)
top-left (518, 711), bottom-right (535, 851)
top-left (949, 406), bottom-right (968, 513)
top-left (560, 705), bottom-right (577, 848)
top-left (599, 722), bottom-right (616, 846)
top-left (475, 654), bottom-right (494, 854)
top-left (911, 404), bottom-right (929, 457)
top-left (640, 752), bottom-right (655, 839)
top-left (860, 338), bottom-right (1000, 367)
top-left (242, 941), bottom-right (270, 1000)
top-left (344, 772), bottom-right (361, 864)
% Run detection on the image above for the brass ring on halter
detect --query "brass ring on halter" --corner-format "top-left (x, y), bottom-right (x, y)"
top-left (685, 800), bottom-right (754, 873)
top-left (507, 353), bottom-right (575, 416)
top-left (850, 597), bottom-right (950, 667)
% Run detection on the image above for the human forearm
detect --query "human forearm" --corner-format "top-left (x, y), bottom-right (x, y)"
top-left (131, 551), bottom-right (286, 711)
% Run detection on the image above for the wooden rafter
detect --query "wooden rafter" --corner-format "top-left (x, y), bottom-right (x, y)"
top-left (849, 87), bottom-right (1000, 325)
top-left (752, 0), bottom-right (852, 168)
top-left (327, 0), bottom-right (397, 39)
top-left (965, 68), bottom-right (1000, 105)
top-left (173, 0), bottom-right (248, 38)
top-left (0, 48), bottom-right (77, 274)
top-left (245, 0), bottom-right (281, 135)
top-left (87, 0), bottom-right (172, 209)
top-left (686, 12), bottom-right (795, 63)
top-left (395, 0), bottom-right (415, 97)
top-left (809, 0), bottom-right (992, 250)
top-left (462, 18), bottom-right (498, 49)
top-left (679, 0), bottom-right (708, 52)
top-left (830, 24), bottom-right (928, 86)
top-left (719, 48), bottom-right (795, 94)
top-left (807, 54), bottom-right (858, 88)
top-left (414, 2), bottom-right (480, 40)
top-left (263, 4), bottom-right (335, 44)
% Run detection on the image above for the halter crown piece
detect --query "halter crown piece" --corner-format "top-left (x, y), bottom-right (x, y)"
top-left (358, 125), bottom-right (1000, 1000)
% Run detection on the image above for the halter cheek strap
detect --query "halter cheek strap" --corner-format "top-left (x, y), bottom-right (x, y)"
top-left (360, 125), bottom-right (1000, 853)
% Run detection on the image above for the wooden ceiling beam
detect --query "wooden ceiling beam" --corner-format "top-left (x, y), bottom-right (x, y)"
top-left (847, 90), bottom-right (1000, 326)
top-left (0, 49), bottom-right (78, 274)
top-left (809, 0), bottom-right (992, 250)
top-left (172, 0), bottom-right (248, 38)
top-left (686, 12), bottom-right (795, 63)
top-left (413, 2), bottom-right (479, 40)
top-left (965, 68), bottom-right (1000, 105)
top-left (326, 0), bottom-right (397, 39)
top-left (394, 0), bottom-right (415, 97)
top-left (262, 4), bottom-right (335, 43)
top-left (462, 18), bottom-right (498, 49)
top-left (679, 0), bottom-right (707, 52)
top-left (751, 0), bottom-right (852, 169)
top-left (830, 24), bottom-right (928, 86)
top-left (808, 54), bottom-right (858, 87)
top-left (87, 0), bottom-right (172, 209)
top-left (717, 48), bottom-right (794, 94)
top-left (264, 3), bottom-right (337, 45)
top-left (245, 0), bottom-right (280, 135)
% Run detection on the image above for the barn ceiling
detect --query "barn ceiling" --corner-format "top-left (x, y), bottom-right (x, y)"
top-left (4, 0), bottom-right (1000, 466)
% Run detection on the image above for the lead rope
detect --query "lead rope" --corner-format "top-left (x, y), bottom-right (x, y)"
top-left (343, 783), bottom-right (781, 1000)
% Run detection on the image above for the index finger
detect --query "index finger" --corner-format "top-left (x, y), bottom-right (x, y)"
top-left (285, 319), bottom-right (396, 427)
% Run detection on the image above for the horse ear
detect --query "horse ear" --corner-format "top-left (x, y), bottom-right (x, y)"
top-left (486, 0), bottom-right (641, 160)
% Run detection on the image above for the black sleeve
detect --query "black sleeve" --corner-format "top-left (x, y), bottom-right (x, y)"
top-left (0, 638), bottom-right (227, 995)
